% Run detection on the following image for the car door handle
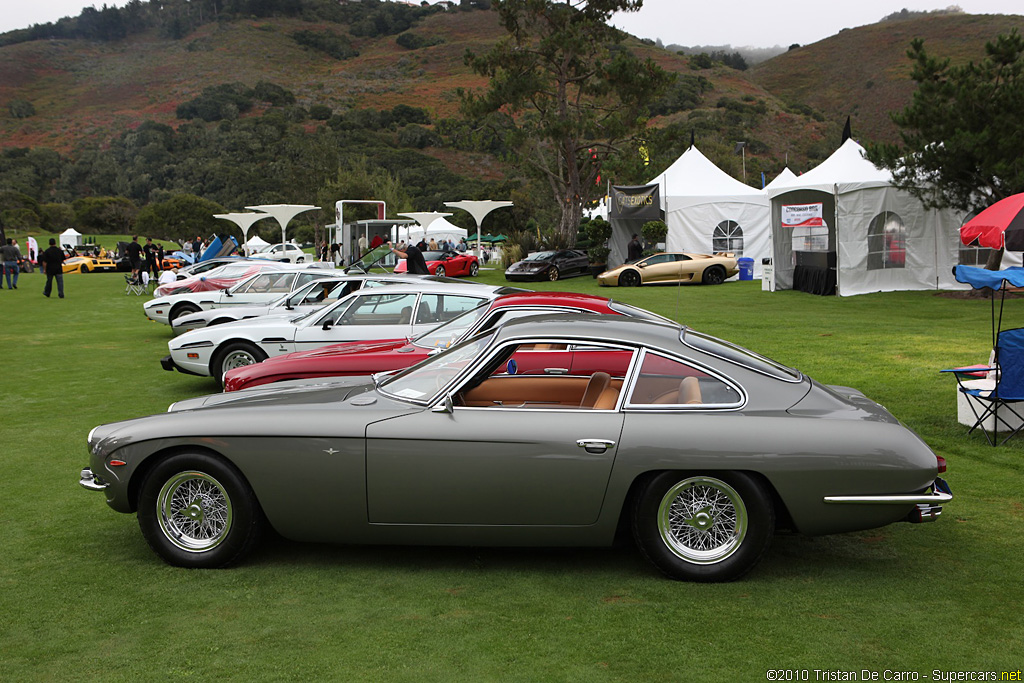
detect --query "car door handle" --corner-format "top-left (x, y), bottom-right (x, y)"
top-left (576, 439), bottom-right (615, 453)
top-left (544, 368), bottom-right (569, 375)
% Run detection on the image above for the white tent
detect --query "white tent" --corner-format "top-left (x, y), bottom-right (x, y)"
top-left (610, 146), bottom-right (770, 276)
top-left (59, 228), bottom-right (82, 247)
top-left (764, 167), bottom-right (796, 192)
top-left (396, 217), bottom-right (468, 246)
top-left (767, 139), bottom-right (967, 296)
top-left (245, 234), bottom-right (270, 252)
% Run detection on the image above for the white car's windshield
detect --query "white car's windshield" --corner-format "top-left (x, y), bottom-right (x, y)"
top-left (411, 302), bottom-right (491, 350)
top-left (380, 332), bottom-right (495, 404)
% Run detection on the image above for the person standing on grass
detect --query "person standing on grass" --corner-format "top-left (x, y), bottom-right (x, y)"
top-left (41, 238), bottom-right (65, 298)
top-left (2, 238), bottom-right (21, 289)
top-left (125, 235), bottom-right (143, 283)
top-left (143, 237), bottom-right (159, 279)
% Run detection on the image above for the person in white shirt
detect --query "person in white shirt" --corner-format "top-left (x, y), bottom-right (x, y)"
top-left (158, 268), bottom-right (177, 286)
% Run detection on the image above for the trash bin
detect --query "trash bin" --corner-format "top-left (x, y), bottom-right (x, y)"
top-left (737, 257), bottom-right (754, 281)
top-left (761, 257), bottom-right (774, 292)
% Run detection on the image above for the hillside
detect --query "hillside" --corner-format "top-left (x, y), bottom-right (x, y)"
top-left (750, 13), bottom-right (1024, 143)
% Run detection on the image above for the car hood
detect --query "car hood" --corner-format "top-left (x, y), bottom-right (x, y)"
top-left (169, 375), bottom-right (377, 411)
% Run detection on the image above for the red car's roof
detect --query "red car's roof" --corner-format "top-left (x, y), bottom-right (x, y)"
top-left (488, 291), bottom-right (612, 308)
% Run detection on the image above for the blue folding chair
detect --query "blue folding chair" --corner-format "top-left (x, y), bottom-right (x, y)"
top-left (956, 327), bottom-right (1024, 446)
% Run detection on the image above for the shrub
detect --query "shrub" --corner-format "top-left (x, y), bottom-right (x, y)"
top-left (293, 30), bottom-right (359, 60)
top-left (9, 99), bottom-right (36, 118)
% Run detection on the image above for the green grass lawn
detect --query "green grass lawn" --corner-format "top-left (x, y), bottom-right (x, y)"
top-left (2, 264), bottom-right (1022, 680)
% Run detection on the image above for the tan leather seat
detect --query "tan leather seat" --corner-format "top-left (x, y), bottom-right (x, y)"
top-left (580, 372), bottom-right (611, 408)
top-left (680, 376), bottom-right (703, 404)
top-left (593, 387), bottom-right (619, 410)
top-left (399, 306), bottom-right (412, 324)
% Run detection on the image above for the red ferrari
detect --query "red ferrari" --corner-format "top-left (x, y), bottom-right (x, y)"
top-left (394, 250), bottom-right (479, 277)
top-left (223, 292), bottom-right (672, 391)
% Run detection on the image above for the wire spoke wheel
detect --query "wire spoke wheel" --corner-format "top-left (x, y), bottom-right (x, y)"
top-left (157, 471), bottom-right (233, 552)
top-left (658, 477), bottom-right (746, 564)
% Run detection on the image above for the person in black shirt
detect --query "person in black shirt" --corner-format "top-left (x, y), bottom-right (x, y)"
top-left (125, 235), bottom-right (144, 282)
top-left (627, 234), bottom-right (644, 263)
top-left (41, 238), bottom-right (65, 298)
top-left (143, 237), bottom-right (159, 278)
top-left (390, 241), bottom-right (430, 275)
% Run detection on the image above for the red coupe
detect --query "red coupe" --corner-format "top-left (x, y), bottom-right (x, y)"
top-left (223, 292), bottom-right (672, 391)
top-left (393, 250), bottom-right (479, 277)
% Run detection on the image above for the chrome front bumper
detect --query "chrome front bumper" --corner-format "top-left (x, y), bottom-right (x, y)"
top-left (823, 478), bottom-right (952, 523)
top-left (79, 467), bottom-right (109, 492)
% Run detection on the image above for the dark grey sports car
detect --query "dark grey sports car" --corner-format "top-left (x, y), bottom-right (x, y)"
top-left (505, 249), bottom-right (590, 282)
top-left (80, 315), bottom-right (951, 581)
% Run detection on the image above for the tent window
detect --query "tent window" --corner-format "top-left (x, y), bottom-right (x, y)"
top-left (712, 221), bottom-right (743, 256)
top-left (867, 211), bottom-right (906, 270)
top-left (959, 245), bottom-right (995, 267)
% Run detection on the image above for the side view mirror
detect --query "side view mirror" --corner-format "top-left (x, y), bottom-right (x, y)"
top-left (636, 263), bottom-right (646, 268)
top-left (431, 394), bottom-right (454, 414)
top-left (322, 319), bottom-right (334, 331)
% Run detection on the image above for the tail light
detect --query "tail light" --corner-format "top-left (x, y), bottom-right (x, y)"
top-left (936, 454), bottom-right (947, 474)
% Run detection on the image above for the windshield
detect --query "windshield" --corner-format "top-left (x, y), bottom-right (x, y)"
top-left (524, 251), bottom-right (556, 261)
top-left (412, 302), bottom-right (491, 350)
top-left (380, 332), bottom-right (496, 404)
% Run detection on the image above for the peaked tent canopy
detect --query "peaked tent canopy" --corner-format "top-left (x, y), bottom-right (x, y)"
top-left (59, 227), bottom-right (82, 247)
top-left (767, 139), bottom-right (967, 296)
top-left (610, 146), bottom-right (770, 276)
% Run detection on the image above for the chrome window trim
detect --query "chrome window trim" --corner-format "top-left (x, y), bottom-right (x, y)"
top-left (679, 327), bottom-right (803, 384)
top-left (623, 348), bottom-right (747, 412)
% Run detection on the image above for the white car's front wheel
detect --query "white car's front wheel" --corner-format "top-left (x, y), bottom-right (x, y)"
top-left (214, 341), bottom-right (267, 386)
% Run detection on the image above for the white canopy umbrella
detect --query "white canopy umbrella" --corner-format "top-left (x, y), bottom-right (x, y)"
top-left (444, 200), bottom-right (513, 257)
top-left (244, 204), bottom-right (319, 244)
top-left (214, 213), bottom-right (273, 256)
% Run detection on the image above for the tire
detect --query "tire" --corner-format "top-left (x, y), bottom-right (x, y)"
top-left (296, 256), bottom-right (305, 263)
top-left (168, 303), bottom-right (201, 324)
top-left (214, 341), bottom-right (267, 385)
top-left (468, 262), bottom-right (479, 277)
top-left (619, 270), bottom-right (642, 287)
top-left (547, 266), bottom-right (560, 282)
top-left (137, 452), bottom-right (264, 568)
top-left (434, 265), bottom-right (446, 277)
top-left (81, 265), bottom-right (90, 274)
top-left (631, 471), bottom-right (775, 582)
top-left (702, 266), bottom-right (726, 285)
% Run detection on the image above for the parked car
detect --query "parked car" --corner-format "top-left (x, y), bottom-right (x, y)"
top-left (81, 314), bottom-right (951, 580)
top-left (597, 252), bottom-right (739, 287)
top-left (505, 249), bottom-right (590, 282)
top-left (153, 260), bottom-right (292, 298)
top-left (173, 257), bottom-right (247, 280)
top-left (250, 243), bottom-right (308, 263)
top-left (62, 255), bottom-right (119, 274)
top-left (171, 273), bottom-right (445, 335)
top-left (145, 267), bottom-right (340, 327)
top-left (223, 291), bottom-right (674, 391)
top-left (161, 282), bottom-right (509, 384)
top-left (393, 250), bottom-right (479, 277)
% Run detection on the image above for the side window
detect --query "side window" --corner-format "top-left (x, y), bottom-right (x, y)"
top-left (339, 293), bottom-right (419, 324)
top-left (626, 352), bottom-right (742, 408)
top-left (261, 272), bottom-right (295, 293)
top-left (418, 295), bottom-right (486, 324)
top-left (867, 211), bottom-right (906, 270)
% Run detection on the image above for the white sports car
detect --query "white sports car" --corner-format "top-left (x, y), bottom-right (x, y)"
top-left (169, 273), bottom-right (437, 335)
top-left (250, 243), bottom-right (308, 263)
top-left (161, 282), bottom-right (513, 384)
top-left (144, 267), bottom-right (339, 327)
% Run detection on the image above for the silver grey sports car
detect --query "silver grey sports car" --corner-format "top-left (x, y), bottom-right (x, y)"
top-left (80, 315), bottom-right (951, 582)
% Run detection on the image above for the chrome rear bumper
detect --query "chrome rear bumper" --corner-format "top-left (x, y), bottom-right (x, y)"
top-left (823, 478), bottom-right (952, 523)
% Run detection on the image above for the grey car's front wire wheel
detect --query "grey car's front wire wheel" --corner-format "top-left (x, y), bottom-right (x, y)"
top-left (138, 453), bottom-right (264, 568)
top-left (632, 471), bottom-right (774, 582)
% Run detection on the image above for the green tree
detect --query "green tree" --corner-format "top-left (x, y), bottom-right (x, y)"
top-left (135, 194), bottom-right (226, 242)
top-left (72, 196), bottom-right (138, 234)
top-left (866, 31), bottom-right (1024, 268)
top-left (461, 0), bottom-right (673, 245)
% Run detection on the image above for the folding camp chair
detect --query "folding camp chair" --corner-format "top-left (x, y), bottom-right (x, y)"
top-left (124, 274), bottom-right (145, 296)
top-left (949, 327), bottom-right (1024, 446)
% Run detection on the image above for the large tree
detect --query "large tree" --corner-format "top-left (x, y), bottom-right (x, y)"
top-left (867, 31), bottom-right (1024, 267)
top-left (461, 0), bottom-right (673, 244)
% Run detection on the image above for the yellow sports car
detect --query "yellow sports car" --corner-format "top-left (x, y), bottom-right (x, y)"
top-left (62, 256), bottom-right (119, 274)
top-left (597, 252), bottom-right (738, 287)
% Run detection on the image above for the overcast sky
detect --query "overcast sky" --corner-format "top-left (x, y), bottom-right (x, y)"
top-left (2, 1), bottom-right (1021, 47)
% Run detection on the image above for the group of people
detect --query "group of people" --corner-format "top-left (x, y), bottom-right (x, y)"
top-left (2, 237), bottom-right (66, 297)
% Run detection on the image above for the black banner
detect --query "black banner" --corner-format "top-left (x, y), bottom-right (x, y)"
top-left (609, 184), bottom-right (661, 221)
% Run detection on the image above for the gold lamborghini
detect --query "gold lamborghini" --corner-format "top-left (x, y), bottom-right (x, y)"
top-left (597, 252), bottom-right (738, 287)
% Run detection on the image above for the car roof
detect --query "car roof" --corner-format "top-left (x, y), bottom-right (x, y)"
top-left (492, 313), bottom-right (681, 347)
top-left (489, 291), bottom-right (611, 308)
top-left (345, 281), bottom-right (504, 296)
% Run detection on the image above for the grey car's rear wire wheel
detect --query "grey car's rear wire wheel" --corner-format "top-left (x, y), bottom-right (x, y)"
top-left (214, 341), bottom-right (267, 386)
top-left (168, 302), bottom-right (201, 323)
top-left (137, 452), bottom-right (264, 568)
top-left (632, 471), bottom-right (774, 582)
top-left (619, 270), bottom-right (641, 287)
top-left (702, 266), bottom-right (726, 285)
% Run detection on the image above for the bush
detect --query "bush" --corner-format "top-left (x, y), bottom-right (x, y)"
top-left (396, 32), bottom-right (443, 50)
top-left (9, 99), bottom-right (36, 119)
top-left (641, 220), bottom-right (667, 246)
top-left (293, 30), bottom-right (359, 60)
top-left (309, 104), bottom-right (333, 121)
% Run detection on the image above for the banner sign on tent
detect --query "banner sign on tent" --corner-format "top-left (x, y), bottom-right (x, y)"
top-left (781, 203), bottom-right (824, 229)
top-left (609, 184), bottom-right (661, 221)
